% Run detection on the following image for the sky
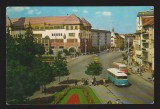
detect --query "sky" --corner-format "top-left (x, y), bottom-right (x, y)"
top-left (6, 6), bottom-right (153, 34)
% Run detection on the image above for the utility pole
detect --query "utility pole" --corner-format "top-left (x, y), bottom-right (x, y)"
top-left (128, 38), bottom-right (129, 68)
top-left (74, 38), bottom-right (75, 58)
top-left (85, 38), bottom-right (87, 55)
top-left (99, 38), bottom-right (101, 54)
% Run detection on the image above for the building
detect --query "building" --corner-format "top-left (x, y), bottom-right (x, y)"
top-left (110, 28), bottom-right (116, 48)
top-left (6, 14), bottom-right (92, 56)
top-left (115, 34), bottom-right (124, 50)
top-left (135, 9), bottom-right (154, 70)
top-left (91, 29), bottom-right (111, 52)
top-left (141, 17), bottom-right (154, 72)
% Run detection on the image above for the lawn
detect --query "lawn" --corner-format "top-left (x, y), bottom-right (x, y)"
top-left (86, 87), bottom-right (101, 104)
top-left (59, 88), bottom-right (88, 104)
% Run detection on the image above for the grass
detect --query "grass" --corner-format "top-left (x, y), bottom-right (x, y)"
top-left (86, 87), bottom-right (101, 104)
top-left (59, 88), bottom-right (88, 104)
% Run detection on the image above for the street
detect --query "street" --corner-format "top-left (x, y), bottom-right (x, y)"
top-left (65, 51), bottom-right (154, 104)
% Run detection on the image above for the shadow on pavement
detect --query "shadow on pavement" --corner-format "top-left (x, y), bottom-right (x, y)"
top-left (46, 85), bottom-right (69, 94)
top-left (29, 96), bottom-right (53, 104)
top-left (59, 79), bottom-right (80, 84)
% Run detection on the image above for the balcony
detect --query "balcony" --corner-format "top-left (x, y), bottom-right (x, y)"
top-left (142, 56), bottom-right (148, 62)
top-left (143, 30), bottom-right (149, 35)
top-left (142, 48), bottom-right (149, 52)
top-left (136, 29), bottom-right (146, 34)
top-left (142, 40), bottom-right (149, 43)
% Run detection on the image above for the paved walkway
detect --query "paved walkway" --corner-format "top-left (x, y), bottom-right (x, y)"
top-left (90, 85), bottom-right (119, 104)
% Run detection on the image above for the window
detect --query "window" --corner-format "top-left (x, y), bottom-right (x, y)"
top-left (52, 33), bottom-right (53, 36)
top-left (59, 33), bottom-right (60, 36)
top-left (61, 33), bottom-right (62, 36)
top-left (66, 26), bottom-right (69, 30)
top-left (69, 33), bottom-right (75, 37)
top-left (36, 26), bottom-right (39, 29)
top-left (67, 39), bottom-right (76, 43)
top-left (54, 33), bottom-right (56, 36)
top-left (56, 33), bottom-right (58, 36)
top-left (75, 26), bottom-right (78, 30)
top-left (71, 26), bottom-right (73, 30)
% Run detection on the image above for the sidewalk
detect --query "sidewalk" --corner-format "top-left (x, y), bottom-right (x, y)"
top-left (90, 85), bottom-right (119, 104)
top-left (127, 64), bottom-right (154, 85)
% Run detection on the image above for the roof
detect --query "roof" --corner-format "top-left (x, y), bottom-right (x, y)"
top-left (91, 29), bottom-right (110, 33)
top-left (6, 14), bottom-right (90, 26)
top-left (142, 17), bottom-right (154, 26)
top-left (137, 10), bottom-right (154, 17)
top-left (6, 16), bottom-right (12, 26)
top-left (81, 18), bottom-right (92, 27)
top-left (107, 68), bottom-right (127, 76)
top-left (113, 62), bottom-right (126, 67)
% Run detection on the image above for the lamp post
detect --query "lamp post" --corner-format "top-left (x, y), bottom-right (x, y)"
top-left (127, 38), bottom-right (130, 69)
top-left (63, 33), bottom-right (66, 52)
top-left (85, 38), bottom-right (87, 55)
top-left (74, 38), bottom-right (76, 58)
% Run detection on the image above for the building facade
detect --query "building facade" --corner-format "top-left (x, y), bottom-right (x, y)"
top-left (91, 29), bottom-right (111, 52)
top-left (6, 14), bottom-right (92, 55)
top-left (135, 10), bottom-right (154, 65)
top-left (110, 28), bottom-right (116, 48)
top-left (135, 9), bottom-right (154, 72)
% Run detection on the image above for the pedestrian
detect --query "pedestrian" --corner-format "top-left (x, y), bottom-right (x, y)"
top-left (93, 77), bottom-right (96, 86)
top-left (75, 80), bottom-right (77, 86)
top-left (103, 78), bottom-right (106, 85)
top-left (67, 77), bottom-right (69, 84)
top-left (44, 86), bottom-right (47, 95)
top-left (91, 79), bottom-right (94, 85)
top-left (107, 100), bottom-right (112, 104)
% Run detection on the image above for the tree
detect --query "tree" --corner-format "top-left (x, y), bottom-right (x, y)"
top-left (51, 59), bottom-right (69, 77)
top-left (85, 62), bottom-right (103, 76)
top-left (6, 22), bottom-right (53, 104)
top-left (63, 49), bottom-right (70, 55)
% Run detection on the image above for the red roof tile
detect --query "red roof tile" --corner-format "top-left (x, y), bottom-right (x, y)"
top-left (6, 14), bottom-right (89, 26)
top-left (142, 17), bottom-right (154, 26)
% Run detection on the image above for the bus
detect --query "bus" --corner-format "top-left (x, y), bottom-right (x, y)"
top-left (113, 62), bottom-right (128, 74)
top-left (107, 68), bottom-right (129, 86)
top-left (93, 57), bottom-right (100, 63)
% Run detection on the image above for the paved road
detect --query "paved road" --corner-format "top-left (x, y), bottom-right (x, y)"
top-left (90, 51), bottom-right (154, 104)
top-left (31, 51), bottom-right (154, 104)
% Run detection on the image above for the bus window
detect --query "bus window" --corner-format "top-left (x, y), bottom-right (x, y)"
top-left (119, 67), bottom-right (127, 70)
top-left (122, 76), bottom-right (127, 79)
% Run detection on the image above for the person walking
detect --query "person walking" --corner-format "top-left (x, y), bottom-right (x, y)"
top-left (75, 80), bottom-right (78, 86)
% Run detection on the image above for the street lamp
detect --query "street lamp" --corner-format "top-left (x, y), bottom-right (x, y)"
top-left (85, 38), bottom-right (87, 55)
top-left (63, 33), bottom-right (66, 52)
top-left (74, 38), bottom-right (76, 58)
top-left (127, 38), bottom-right (130, 69)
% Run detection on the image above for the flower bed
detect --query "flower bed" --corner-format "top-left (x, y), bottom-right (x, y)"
top-left (66, 94), bottom-right (80, 104)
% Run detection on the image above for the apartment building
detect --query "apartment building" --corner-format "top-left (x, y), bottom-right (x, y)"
top-left (135, 10), bottom-right (154, 65)
top-left (135, 9), bottom-right (154, 72)
top-left (91, 29), bottom-right (111, 52)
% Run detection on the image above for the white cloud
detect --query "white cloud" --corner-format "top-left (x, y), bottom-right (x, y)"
top-left (102, 11), bottom-right (111, 16)
top-left (95, 11), bottom-right (111, 16)
top-left (72, 9), bottom-right (78, 12)
top-left (27, 8), bottom-right (41, 15)
top-left (6, 7), bottom-right (41, 15)
top-left (95, 11), bottom-right (101, 14)
top-left (83, 10), bottom-right (88, 14)
top-left (36, 11), bottom-right (41, 15)
top-left (27, 10), bottom-right (34, 14)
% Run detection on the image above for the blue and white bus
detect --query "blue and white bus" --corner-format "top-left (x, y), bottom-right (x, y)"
top-left (107, 68), bottom-right (129, 86)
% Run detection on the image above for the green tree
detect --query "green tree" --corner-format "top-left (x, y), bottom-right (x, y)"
top-left (6, 22), bottom-right (52, 104)
top-left (51, 59), bottom-right (69, 82)
top-left (85, 62), bottom-right (103, 76)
